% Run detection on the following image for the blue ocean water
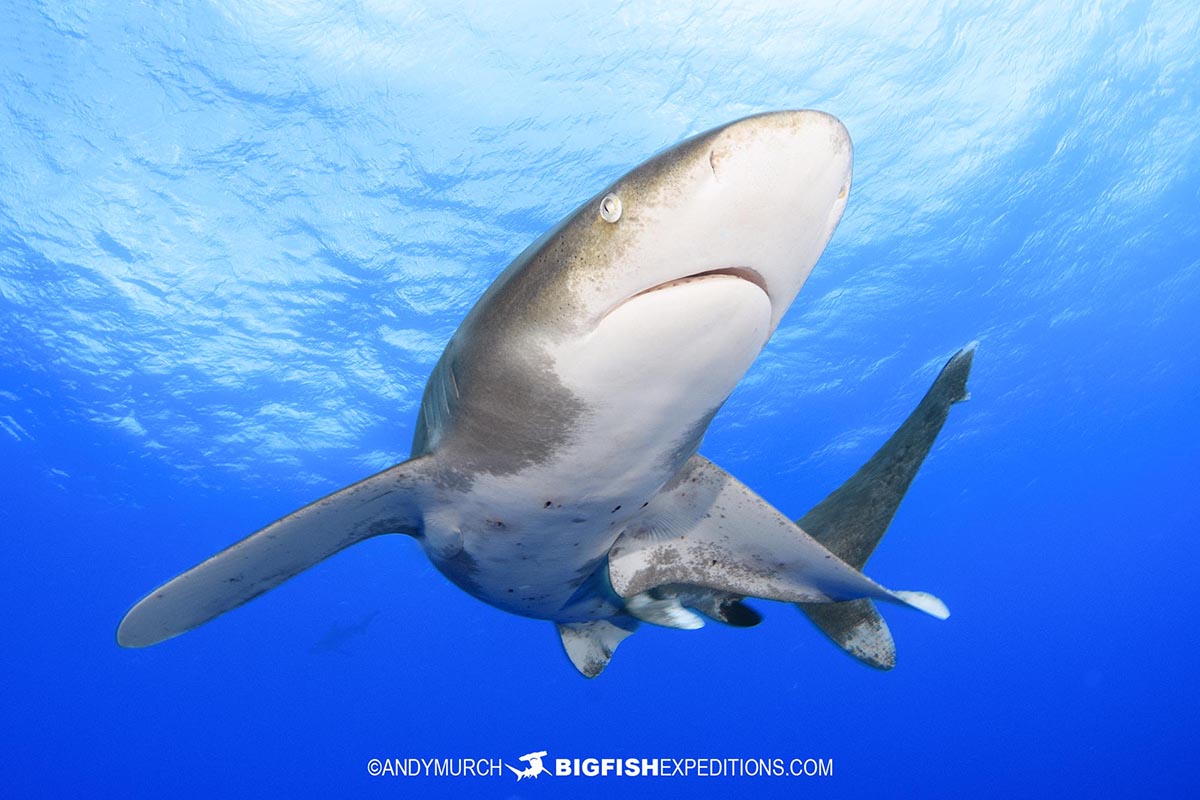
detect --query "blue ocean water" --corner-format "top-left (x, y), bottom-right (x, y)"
top-left (2, 1), bottom-right (1197, 797)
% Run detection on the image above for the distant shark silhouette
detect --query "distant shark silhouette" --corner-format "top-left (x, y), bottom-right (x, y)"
top-left (309, 610), bottom-right (379, 655)
top-left (118, 110), bottom-right (973, 676)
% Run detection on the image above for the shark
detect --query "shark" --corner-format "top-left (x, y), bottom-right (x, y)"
top-left (117, 110), bottom-right (973, 677)
top-left (308, 610), bottom-right (379, 656)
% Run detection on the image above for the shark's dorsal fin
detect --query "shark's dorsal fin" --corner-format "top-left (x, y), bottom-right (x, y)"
top-left (796, 344), bottom-right (975, 669)
top-left (798, 344), bottom-right (975, 567)
top-left (117, 458), bottom-right (430, 648)
top-left (557, 619), bottom-right (637, 678)
top-left (606, 456), bottom-right (948, 617)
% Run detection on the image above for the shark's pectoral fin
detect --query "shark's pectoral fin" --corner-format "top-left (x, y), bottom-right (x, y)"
top-left (607, 455), bottom-right (946, 618)
top-left (795, 344), bottom-right (974, 666)
top-left (117, 458), bottom-right (430, 648)
top-left (557, 619), bottom-right (638, 678)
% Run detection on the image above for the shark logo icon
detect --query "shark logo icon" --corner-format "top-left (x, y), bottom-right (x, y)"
top-left (506, 750), bottom-right (551, 781)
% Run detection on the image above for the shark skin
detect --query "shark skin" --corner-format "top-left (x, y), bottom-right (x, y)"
top-left (117, 110), bottom-right (971, 678)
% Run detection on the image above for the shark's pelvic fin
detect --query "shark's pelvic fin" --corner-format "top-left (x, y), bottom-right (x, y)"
top-left (625, 592), bottom-right (706, 630)
top-left (117, 458), bottom-right (430, 648)
top-left (606, 456), bottom-right (946, 617)
top-left (656, 585), bottom-right (763, 627)
top-left (796, 344), bottom-right (975, 668)
top-left (557, 619), bottom-right (638, 678)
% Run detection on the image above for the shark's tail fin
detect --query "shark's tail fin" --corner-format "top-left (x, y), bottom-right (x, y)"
top-left (796, 344), bottom-right (975, 669)
top-left (117, 458), bottom-right (429, 648)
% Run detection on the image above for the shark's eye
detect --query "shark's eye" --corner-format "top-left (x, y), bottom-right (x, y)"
top-left (599, 192), bottom-right (622, 223)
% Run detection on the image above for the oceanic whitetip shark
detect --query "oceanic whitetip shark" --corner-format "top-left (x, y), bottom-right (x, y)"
top-left (118, 110), bottom-right (974, 677)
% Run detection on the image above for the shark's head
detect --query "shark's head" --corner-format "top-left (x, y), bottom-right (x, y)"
top-left (462, 110), bottom-right (852, 340)
top-left (416, 110), bottom-right (853, 475)
top-left (574, 109), bottom-right (853, 333)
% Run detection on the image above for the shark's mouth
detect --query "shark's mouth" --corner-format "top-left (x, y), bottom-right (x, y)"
top-left (605, 267), bottom-right (769, 320)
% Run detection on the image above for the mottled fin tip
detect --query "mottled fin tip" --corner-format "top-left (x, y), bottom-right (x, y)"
top-left (798, 599), bottom-right (896, 670)
top-left (557, 619), bottom-right (637, 678)
top-left (625, 592), bottom-right (706, 630)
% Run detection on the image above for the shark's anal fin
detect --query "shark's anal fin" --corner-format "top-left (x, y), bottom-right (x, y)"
top-left (797, 344), bottom-right (975, 668)
top-left (606, 457), bottom-right (945, 617)
top-left (557, 619), bottom-right (638, 678)
top-left (117, 458), bottom-right (430, 648)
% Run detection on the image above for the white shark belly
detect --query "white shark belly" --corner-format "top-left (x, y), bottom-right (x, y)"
top-left (420, 272), bottom-right (774, 619)
top-left (550, 270), bottom-right (771, 496)
top-left (423, 482), bottom-right (634, 620)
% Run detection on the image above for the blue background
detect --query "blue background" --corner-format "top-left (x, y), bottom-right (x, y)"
top-left (2, 2), bottom-right (1197, 797)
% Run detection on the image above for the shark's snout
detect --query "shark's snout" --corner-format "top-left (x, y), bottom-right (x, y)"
top-left (690, 110), bottom-right (853, 330)
top-left (707, 110), bottom-right (851, 180)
